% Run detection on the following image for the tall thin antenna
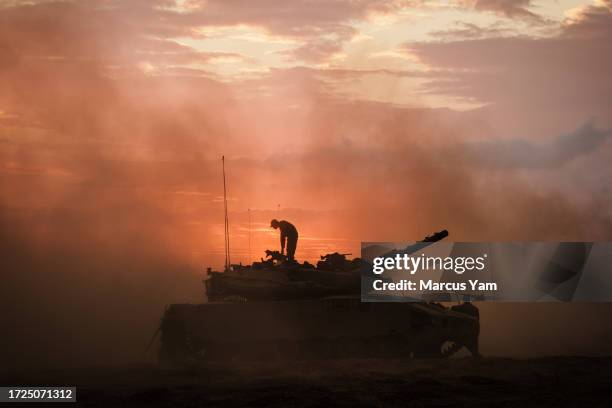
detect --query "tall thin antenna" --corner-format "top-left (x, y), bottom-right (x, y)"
top-left (248, 208), bottom-right (251, 264)
top-left (222, 156), bottom-right (231, 271)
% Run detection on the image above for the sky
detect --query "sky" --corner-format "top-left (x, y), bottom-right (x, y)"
top-left (1, 0), bottom-right (612, 367)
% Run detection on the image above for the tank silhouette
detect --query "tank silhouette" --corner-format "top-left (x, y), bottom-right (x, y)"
top-left (158, 230), bottom-right (480, 365)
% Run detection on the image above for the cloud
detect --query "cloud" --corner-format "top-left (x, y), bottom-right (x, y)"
top-left (467, 121), bottom-right (612, 169)
top-left (0, 1), bottom-right (258, 75)
top-left (0, 0), bottom-right (420, 65)
top-left (562, 0), bottom-right (612, 38)
top-left (429, 21), bottom-right (515, 40)
top-left (405, 0), bottom-right (612, 136)
top-left (279, 38), bottom-right (347, 63)
top-left (178, 0), bottom-right (416, 63)
top-left (459, 0), bottom-right (545, 22)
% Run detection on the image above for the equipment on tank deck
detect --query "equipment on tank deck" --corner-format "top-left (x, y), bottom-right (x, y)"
top-left (316, 252), bottom-right (355, 271)
top-left (204, 250), bottom-right (364, 302)
top-left (264, 249), bottom-right (286, 263)
top-left (157, 230), bottom-right (481, 365)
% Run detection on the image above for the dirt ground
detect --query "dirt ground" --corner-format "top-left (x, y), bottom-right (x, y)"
top-left (3, 357), bottom-right (612, 407)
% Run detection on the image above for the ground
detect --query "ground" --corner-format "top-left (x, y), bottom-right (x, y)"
top-left (3, 357), bottom-right (612, 407)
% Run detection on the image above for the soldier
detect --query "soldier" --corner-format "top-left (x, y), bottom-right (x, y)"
top-left (450, 301), bottom-right (481, 357)
top-left (270, 219), bottom-right (298, 261)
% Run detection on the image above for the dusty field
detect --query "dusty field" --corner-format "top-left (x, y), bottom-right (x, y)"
top-left (3, 357), bottom-right (612, 407)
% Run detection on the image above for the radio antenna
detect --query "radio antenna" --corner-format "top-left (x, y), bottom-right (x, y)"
top-left (222, 156), bottom-right (231, 271)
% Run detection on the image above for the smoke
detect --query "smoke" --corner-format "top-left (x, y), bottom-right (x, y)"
top-left (2, 1), bottom-right (612, 371)
top-left (467, 121), bottom-right (612, 169)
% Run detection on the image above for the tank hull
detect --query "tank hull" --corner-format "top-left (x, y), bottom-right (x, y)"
top-left (159, 297), bottom-right (479, 365)
top-left (204, 266), bottom-right (361, 301)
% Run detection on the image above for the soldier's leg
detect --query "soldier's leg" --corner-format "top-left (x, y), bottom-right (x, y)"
top-left (287, 235), bottom-right (297, 260)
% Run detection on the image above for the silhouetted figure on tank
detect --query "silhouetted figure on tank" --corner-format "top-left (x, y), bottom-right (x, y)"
top-left (271, 219), bottom-right (298, 261)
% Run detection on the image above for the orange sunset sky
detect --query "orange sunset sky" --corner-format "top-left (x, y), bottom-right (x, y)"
top-left (3, 0), bottom-right (612, 368)
top-left (1, 0), bottom-right (611, 269)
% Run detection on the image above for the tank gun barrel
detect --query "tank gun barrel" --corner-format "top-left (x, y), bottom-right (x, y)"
top-left (421, 229), bottom-right (448, 242)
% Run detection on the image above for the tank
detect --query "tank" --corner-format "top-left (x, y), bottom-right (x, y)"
top-left (158, 231), bottom-right (480, 365)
